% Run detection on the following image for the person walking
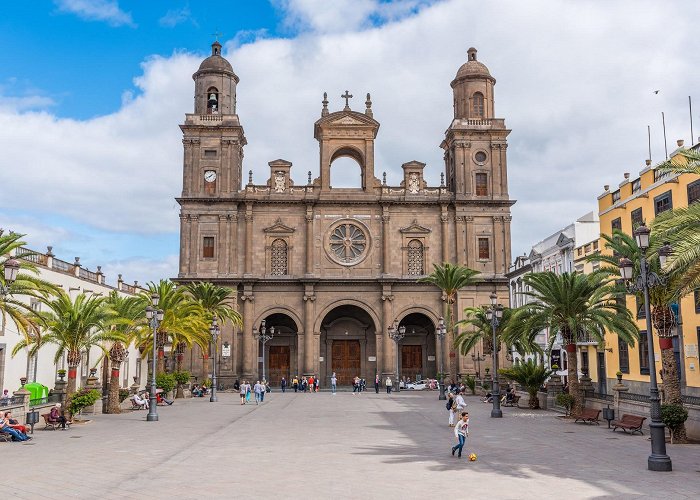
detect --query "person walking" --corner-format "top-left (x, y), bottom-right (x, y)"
top-left (455, 391), bottom-right (467, 413)
top-left (246, 381), bottom-right (252, 403)
top-left (308, 375), bottom-right (315, 394)
top-left (451, 412), bottom-right (469, 458)
top-left (374, 374), bottom-right (380, 394)
top-left (260, 379), bottom-right (267, 402)
top-left (292, 376), bottom-right (299, 393)
top-left (281, 377), bottom-right (287, 393)
top-left (352, 376), bottom-right (360, 395)
top-left (385, 376), bottom-right (392, 394)
top-left (314, 376), bottom-right (320, 393)
top-left (446, 393), bottom-right (456, 427)
top-left (239, 380), bottom-right (247, 404)
top-left (254, 381), bottom-right (263, 404)
top-left (330, 372), bottom-right (337, 395)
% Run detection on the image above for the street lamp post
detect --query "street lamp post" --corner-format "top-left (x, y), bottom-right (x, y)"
top-left (618, 224), bottom-right (672, 472)
top-left (1, 258), bottom-right (20, 296)
top-left (436, 317), bottom-right (447, 400)
top-left (486, 292), bottom-right (504, 418)
top-left (471, 351), bottom-right (485, 380)
top-left (209, 317), bottom-right (220, 402)
top-left (253, 320), bottom-right (274, 382)
top-left (145, 293), bottom-right (164, 422)
top-left (388, 321), bottom-right (405, 393)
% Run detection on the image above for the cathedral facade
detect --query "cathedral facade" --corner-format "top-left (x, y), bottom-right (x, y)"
top-left (177, 42), bottom-right (514, 386)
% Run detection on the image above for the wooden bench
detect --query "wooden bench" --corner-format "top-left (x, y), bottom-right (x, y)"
top-left (574, 408), bottom-right (601, 425)
top-left (41, 413), bottom-right (72, 431)
top-left (611, 414), bottom-right (646, 435)
top-left (0, 429), bottom-right (12, 442)
top-left (502, 395), bottom-right (521, 407)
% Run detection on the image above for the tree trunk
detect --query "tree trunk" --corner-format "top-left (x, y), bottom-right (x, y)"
top-left (565, 343), bottom-right (583, 415)
top-left (653, 306), bottom-right (687, 443)
top-left (157, 348), bottom-right (166, 374)
top-left (65, 362), bottom-right (79, 417)
top-left (528, 390), bottom-right (540, 409)
top-left (107, 363), bottom-right (121, 414)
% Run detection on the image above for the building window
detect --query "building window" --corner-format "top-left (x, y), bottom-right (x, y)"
top-left (694, 289), bottom-right (700, 313)
top-left (204, 149), bottom-right (217, 158)
top-left (202, 237), bottom-right (215, 259)
top-left (478, 238), bottom-right (490, 260)
top-left (611, 217), bottom-right (622, 232)
top-left (654, 190), bottom-right (673, 215)
top-left (688, 179), bottom-right (700, 205)
top-left (475, 173), bottom-right (488, 196)
top-left (618, 336), bottom-right (629, 373)
top-left (584, 243), bottom-right (591, 253)
top-left (593, 240), bottom-right (598, 250)
top-left (472, 92), bottom-right (484, 117)
top-left (407, 239), bottom-right (424, 275)
top-left (639, 331), bottom-right (650, 375)
top-left (636, 295), bottom-right (646, 318)
top-left (630, 207), bottom-right (643, 229)
top-left (270, 239), bottom-right (288, 275)
top-left (612, 190), bottom-right (621, 203)
top-left (206, 87), bottom-right (219, 114)
top-left (632, 178), bottom-right (641, 193)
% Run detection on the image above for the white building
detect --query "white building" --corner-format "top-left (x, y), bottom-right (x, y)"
top-left (507, 211), bottom-right (600, 379)
top-left (0, 243), bottom-right (147, 396)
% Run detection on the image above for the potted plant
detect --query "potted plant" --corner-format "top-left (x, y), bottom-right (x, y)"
top-left (68, 387), bottom-right (101, 418)
top-left (616, 371), bottom-right (623, 383)
top-left (555, 393), bottom-right (576, 417)
top-left (661, 403), bottom-right (688, 443)
top-left (57, 369), bottom-right (67, 381)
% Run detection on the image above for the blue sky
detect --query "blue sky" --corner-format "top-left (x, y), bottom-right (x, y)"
top-left (0, 0), bottom-right (698, 286)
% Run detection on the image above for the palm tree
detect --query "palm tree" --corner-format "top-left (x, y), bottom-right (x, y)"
top-left (500, 360), bottom-right (552, 409)
top-left (185, 282), bottom-right (242, 379)
top-left (1, 231), bottom-right (57, 343)
top-left (455, 306), bottom-right (541, 360)
top-left (419, 263), bottom-right (480, 378)
top-left (594, 230), bottom-right (688, 442)
top-left (38, 292), bottom-right (117, 410)
top-left (103, 291), bottom-right (146, 413)
top-left (139, 280), bottom-right (208, 374)
top-left (509, 271), bottom-right (638, 414)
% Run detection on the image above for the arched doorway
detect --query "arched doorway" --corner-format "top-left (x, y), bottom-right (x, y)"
top-left (397, 313), bottom-right (437, 383)
top-left (257, 313), bottom-right (299, 386)
top-left (320, 305), bottom-right (377, 385)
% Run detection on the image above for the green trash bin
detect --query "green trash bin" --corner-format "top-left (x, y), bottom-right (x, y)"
top-left (23, 382), bottom-right (49, 404)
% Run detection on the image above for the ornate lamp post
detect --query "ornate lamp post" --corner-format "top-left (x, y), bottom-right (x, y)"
top-left (209, 317), bottom-right (220, 402)
top-left (471, 351), bottom-right (485, 379)
top-left (388, 321), bottom-right (406, 392)
top-left (436, 317), bottom-right (447, 400)
top-left (145, 293), bottom-right (164, 422)
top-left (253, 320), bottom-right (274, 381)
top-left (618, 224), bottom-right (672, 472)
top-left (1, 258), bottom-right (20, 296)
top-left (486, 292), bottom-right (504, 418)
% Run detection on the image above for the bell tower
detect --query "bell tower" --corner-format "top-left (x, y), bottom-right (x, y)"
top-left (180, 41), bottom-right (246, 198)
top-left (441, 48), bottom-right (510, 202)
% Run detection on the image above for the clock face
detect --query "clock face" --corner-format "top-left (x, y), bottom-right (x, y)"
top-left (204, 170), bottom-right (217, 183)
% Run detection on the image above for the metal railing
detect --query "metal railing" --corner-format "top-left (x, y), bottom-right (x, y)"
top-left (619, 392), bottom-right (651, 403)
top-left (590, 392), bottom-right (613, 402)
top-left (681, 394), bottom-right (700, 406)
top-left (0, 395), bottom-right (24, 407)
top-left (29, 393), bottom-right (62, 407)
top-left (79, 268), bottom-right (98, 282)
top-left (18, 247), bottom-right (48, 266)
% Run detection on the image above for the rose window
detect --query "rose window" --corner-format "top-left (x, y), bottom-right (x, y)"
top-left (329, 223), bottom-right (368, 264)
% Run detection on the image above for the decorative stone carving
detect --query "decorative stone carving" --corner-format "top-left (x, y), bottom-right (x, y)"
top-left (407, 173), bottom-right (420, 193)
top-left (274, 171), bottom-right (286, 193)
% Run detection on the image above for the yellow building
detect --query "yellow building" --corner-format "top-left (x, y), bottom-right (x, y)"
top-left (597, 141), bottom-right (700, 398)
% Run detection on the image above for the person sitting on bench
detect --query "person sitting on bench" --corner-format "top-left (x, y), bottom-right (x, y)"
top-left (48, 403), bottom-right (68, 429)
top-left (3, 411), bottom-right (27, 434)
top-left (132, 393), bottom-right (149, 409)
top-left (1, 413), bottom-right (30, 441)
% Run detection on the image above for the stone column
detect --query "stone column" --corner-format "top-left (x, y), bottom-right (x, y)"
top-left (546, 373), bottom-right (563, 409)
top-left (241, 288), bottom-right (254, 379)
top-left (381, 291), bottom-right (394, 377)
top-left (188, 215), bottom-right (199, 276)
top-left (464, 216), bottom-right (474, 268)
top-left (229, 213), bottom-right (238, 275)
top-left (612, 376), bottom-right (628, 417)
top-left (179, 214), bottom-right (189, 277)
top-left (182, 139), bottom-right (194, 196)
top-left (455, 216), bottom-right (466, 265)
top-left (440, 205), bottom-right (449, 263)
top-left (503, 215), bottom-right (512, 270)
top-left (303, 286), bottom-right (316, 375)
top-left (382, 205), bottom-right (391, 276)
top-left (305, 206), bottom-right (314, 276)
top-left (244, 204), bottom-right (254, 276)
top-left (493, 216), bottom-right (504, 274)
top-left (491, 143), bottom-right (503, 197)
top-left (218, 215), bottom-right (228, 275)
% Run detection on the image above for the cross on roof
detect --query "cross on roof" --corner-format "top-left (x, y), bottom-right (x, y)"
top-left (211, 30), bottom-right (223, 42)
top-left (341, 90), bottom-right (353, 110)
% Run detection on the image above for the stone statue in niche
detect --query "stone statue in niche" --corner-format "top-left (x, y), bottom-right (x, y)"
top-left (408, 173), bottom-right (420, 193)
top-left (274, 171), bottom-right (286, 192)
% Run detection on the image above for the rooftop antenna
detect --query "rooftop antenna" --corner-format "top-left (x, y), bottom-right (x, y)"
top-left (647, 125), bottom-right (652, 163)
top-left (689, 96), bottom-right (694, 146)
top-left (662, 112), bottom-right (669, 159)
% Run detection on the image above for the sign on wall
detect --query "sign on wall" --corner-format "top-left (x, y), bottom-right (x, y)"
top-left (222, 345), bottom-right (231, 357)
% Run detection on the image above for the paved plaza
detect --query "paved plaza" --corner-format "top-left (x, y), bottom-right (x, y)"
top-left (2, 391), bottom-right (699, 499)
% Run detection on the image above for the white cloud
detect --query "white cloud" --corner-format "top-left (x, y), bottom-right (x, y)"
top-left (54, 0), bottom-right (135, 27)
top-left (159, 6), bottom-right (197, 28)
top-left (101, 254), bottom-right (179, 288)
top-left (1, 0), bottom-right (699, 273)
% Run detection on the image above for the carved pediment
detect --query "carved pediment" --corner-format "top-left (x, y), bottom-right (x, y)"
top-left (331, 116), bottom-right (365, 126)
top-left (529, 249), bottom-right (541, 261)
top-left (556, 233), bottom-right (574, 248)
top-left (263, 218), bottom-right (295, 234)
top-left (399, 219), bottom-right (432, 234)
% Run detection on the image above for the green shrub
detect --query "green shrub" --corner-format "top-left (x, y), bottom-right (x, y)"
top-left (661, 404), bottom-right (688, 432)
top-left (500, 360), bottom-right (553, 409)
top-left (555, 393), bottom-right (576, 416)
top-left (463, 374), bottom-right (476, 395)
top-left (68, 388), bottom-right (101, 415)
top-left (173, 371), bottom-right (191, 385)
top-left (156, 373), bottom-right (177, 393)
top-left (118, 389), bottom-right (130, 403)
top-left (203, 378), bottom-right (213, 388)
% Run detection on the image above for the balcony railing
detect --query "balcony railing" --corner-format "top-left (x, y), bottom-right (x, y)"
top-left (79, 268), bottom-right (98, 282)
top-left (18, 247), bottom-right (48, 266)
top-left (52, 258), bottom-right (73, 273)
top-left (576, 333), bottom-right (600, 345)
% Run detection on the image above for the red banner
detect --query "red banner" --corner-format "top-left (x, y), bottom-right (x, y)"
top-left (659, 337), bottom-right (673, 350)
top-left (111, 369), bottom-right (120, 378)
top-left (68, 368), bottom-right (77, 378)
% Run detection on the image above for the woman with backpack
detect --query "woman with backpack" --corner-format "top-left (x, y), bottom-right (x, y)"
top-left (446, 392), bottom-right (456, 427)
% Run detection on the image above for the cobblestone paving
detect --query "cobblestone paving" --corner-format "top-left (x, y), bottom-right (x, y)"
top-left (2, 391), bottom-right (699, 499)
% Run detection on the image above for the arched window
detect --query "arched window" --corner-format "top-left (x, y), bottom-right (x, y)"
top-left (270, 239), bottom-right (288, 275)
top-left (207, 87), bottom-right (219, 114)
top-left (407, 239), bottom-right (424, 275)
top-left (472, 92), bottom-right (484, 117)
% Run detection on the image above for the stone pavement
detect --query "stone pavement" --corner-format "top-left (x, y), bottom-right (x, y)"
top-left (2, 391), bottom-right (699, 499)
